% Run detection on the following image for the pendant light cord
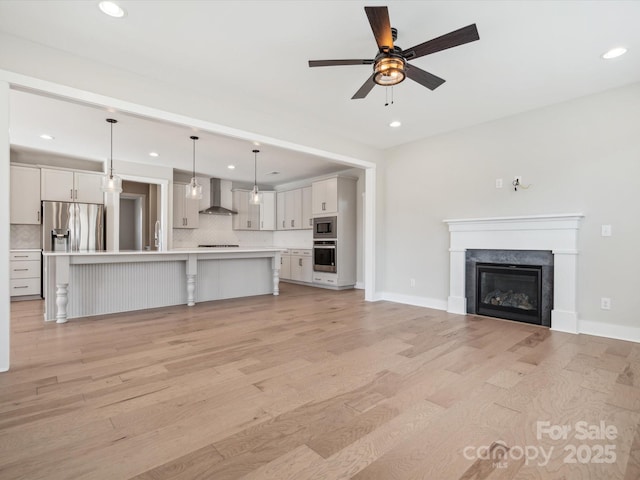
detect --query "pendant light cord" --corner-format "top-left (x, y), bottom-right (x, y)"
top-left (252, 149), bottom-right (259, 191)
top-left (106, 118), bottom-right (117, 179)
top-left (190, 136), bottom-right (199, 184)
top-left (254, 151), bottom-right (257, 186)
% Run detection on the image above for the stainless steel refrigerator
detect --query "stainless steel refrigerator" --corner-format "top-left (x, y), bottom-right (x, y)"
top-left (42, 201), bottom-right (105, 252)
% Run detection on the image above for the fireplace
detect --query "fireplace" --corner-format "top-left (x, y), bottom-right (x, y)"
top-left (444, 214), bottom-right (584, 333)
top-left (476, 263), bottom-right (542, 325)
top-left (465, 249), bottom-right (553, 327)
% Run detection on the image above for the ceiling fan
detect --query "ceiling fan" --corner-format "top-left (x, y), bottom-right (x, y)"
top-left (308, 6), bottom-right (480, 99)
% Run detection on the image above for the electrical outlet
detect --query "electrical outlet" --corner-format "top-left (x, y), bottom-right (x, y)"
top-left (601, 297), bottom-right (611, 310)
top-left (410, 278), bottom-right (416, 288)
top-left (495, 178), bottom-right (503, 188)
top-left (601, 225), bottom-right (612, 237)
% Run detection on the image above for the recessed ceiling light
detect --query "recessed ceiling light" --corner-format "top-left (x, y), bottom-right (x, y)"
top-left (40, 134), bottom-right (54, 140)
top-left (98, 1), bottom-right (126, 18)
top-left (149, 152), bottom-right (159, 157)
top-left (389, 121), bottom-right (402, 128)
top-left (227, 165), bottom-right (236, 170)
top-left (602, 47), bottom-right (627, 60)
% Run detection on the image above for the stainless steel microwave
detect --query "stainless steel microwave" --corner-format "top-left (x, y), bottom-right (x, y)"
top-left (313, 216), bottom-right (337, 239)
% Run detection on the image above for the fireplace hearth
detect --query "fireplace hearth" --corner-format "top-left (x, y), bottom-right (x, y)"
top-left (476, 263), bottom-right (542, 325)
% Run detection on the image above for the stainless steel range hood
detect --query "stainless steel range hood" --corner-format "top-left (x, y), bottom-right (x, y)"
top-left (199, 178), bottom-right (237, 215)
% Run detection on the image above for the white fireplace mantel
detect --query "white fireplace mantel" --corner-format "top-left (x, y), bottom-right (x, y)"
top-left (443, 213), bottom-right (584, 334)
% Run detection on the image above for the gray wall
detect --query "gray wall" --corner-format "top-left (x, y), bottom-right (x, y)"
top-left (383, 81), bottom-right (640, 332)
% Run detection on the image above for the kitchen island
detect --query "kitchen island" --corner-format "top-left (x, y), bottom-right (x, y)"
top-left (42, 248), bottom-right (282, 323)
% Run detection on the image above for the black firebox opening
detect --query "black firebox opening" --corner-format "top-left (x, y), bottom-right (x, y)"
top-left (476, 263), bottom-right (542, 325)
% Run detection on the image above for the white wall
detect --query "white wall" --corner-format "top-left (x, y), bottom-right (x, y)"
top-left (0, 80), bottom-right (10, 371)
top-left (383, 82), bottom-right (640, 333)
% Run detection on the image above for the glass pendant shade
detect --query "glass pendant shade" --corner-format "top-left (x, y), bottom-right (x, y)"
top-left (185, 179), bottom-right (202, 200)
top-left (101, 174), bottom-right (122, 193)
top-left (186, 135), bottom-right (202, 200)
top-left (102, 118), bottom-right (122, 193)
top-left (249, 185), bottom-right (261, 205)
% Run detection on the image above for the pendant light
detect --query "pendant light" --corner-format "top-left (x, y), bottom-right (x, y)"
top-left (101, 118), bottom-right (122, 193)
top-left (249, 149), bottom-right (261, 205)
top-left (185, 135), bottom-right (203, 200)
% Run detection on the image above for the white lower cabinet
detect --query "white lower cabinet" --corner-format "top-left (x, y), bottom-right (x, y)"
top-left (10, 250), bottom-right (41, 297)
top-left (290, 249), bottom-right (312, 283)
top-left (280, 250), bottom-right (291, 280)
top-left (312, 271), bottom-right (338, 287)
top-left (279, 249), bottom-right (312, 284)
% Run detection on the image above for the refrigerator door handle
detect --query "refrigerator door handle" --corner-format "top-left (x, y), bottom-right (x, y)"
top-left (76, 204), bottom-right (81, 251)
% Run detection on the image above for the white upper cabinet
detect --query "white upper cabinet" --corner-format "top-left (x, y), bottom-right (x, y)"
top-left (312, 177), bottom-right (338, 215)
top-left (74, 172), bottom-right (104, 204)
top-left (276, 187), bottom-right (308, 230)
top-left (41, 168), bottom-right (104, 204)
top-left (276, 191), bottom-right (286, 230)
top-left (173, 183), bottom-right (199, 229)
top-left (260, 191), bottom-right (276, 230)
top-left (10, 165), bottom-right (41, 225)
top-left (284, 188), bottom-right (302, 230)
top-left (41, 168), bottom-right (74, 202)
top-left (233, 190), bottom-right (262, 230)
top-left (301, 186), bottom-right (312, 230)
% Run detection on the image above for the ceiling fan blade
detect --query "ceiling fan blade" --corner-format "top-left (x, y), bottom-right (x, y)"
top-left (365, 6), bottom-right (394, 51)
top-left (352, 74), bottom-right (376, 99)
top-left (405, 64), bottom-right (446, 91)
top-left (403, 24), bottom-right (479, 60)
top-left (309, 59), bottom-right (375, 67)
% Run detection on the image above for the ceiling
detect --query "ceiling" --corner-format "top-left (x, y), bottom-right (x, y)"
top-left (8, 89), bottom-right (349, 186)
top-left (2, 0), bottom-right (640, 183)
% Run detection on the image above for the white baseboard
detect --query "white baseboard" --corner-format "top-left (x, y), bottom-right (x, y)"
top-left (379, 292), bottom-right (448, 311)
top-left (579, 319), bottom-right (640, 343)
top-left (354, 282), bottom-right (365, 290)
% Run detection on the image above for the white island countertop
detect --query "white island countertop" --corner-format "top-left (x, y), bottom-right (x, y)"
top-left (43, 246), bottom-right (283, 256)
top-left (42, 247), bottom-right (282, 323)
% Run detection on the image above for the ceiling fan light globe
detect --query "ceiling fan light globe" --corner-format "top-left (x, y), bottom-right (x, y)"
top-left (373, 56), bottom-right (406, 86)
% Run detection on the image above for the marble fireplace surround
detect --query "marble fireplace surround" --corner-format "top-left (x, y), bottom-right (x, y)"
top-left (444, 214), bottom-right (584, 334)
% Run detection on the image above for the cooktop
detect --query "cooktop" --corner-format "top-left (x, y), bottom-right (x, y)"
top-left (198, 244), bottom-right (240, 248)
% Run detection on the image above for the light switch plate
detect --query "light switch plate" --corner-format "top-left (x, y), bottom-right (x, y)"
top-left (601, 297), bottom-right (611, 310)
top-left (495, 178), bottom-right (503, 188)
top-left (601, 225), bottom-right (612, 237)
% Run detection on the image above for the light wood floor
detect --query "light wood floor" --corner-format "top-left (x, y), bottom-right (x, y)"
top-left (1, 283), bottom-right (639, 479)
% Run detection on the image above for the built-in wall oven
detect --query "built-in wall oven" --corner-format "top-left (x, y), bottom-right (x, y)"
top-left (313, 216), bottom-right (337, 239)
top-left (313, 240), bottom-right (336, 273)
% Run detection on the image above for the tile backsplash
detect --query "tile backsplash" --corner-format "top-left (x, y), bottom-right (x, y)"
top-left (10, 224), bottom-right (41, 249)
top-left (172, 214), bottom-right (275, 247)
top-left (171, 214), bottom-right (313, 248)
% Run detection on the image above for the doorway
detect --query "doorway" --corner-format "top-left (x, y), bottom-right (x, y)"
top-left (119, 194), bottom-right (145, 251)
